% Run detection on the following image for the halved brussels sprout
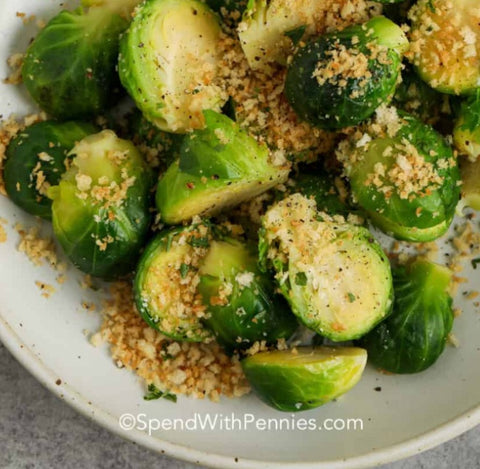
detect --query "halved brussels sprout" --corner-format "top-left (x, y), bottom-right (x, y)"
top-left (360, 259), bottom-right (454, 373)
top-left (460, 157), bottom-right (480, 211)
top-left (454, 93), bottom-right (480, 162)
top-left (409, 0), bottom-right (480, 95)
top-left (339, 110), bottom-right (461, 242)
top-left (242, 346), bottom-right (367, 411)
top-left (156, 111), bottom-right (289, 224)
top-left (81, 0), bottom-right (142, 18)
top-left (4, 121), bottom-right (96, 220)
top-left (119, 0), bottom-right (227, 133)
top-left (22, 7), bottom-right (127, 120)
top-left (260, 194), bottom-right (393, 341)
top-left (198, 238), bottom-right (297, 350)
top-left (285, 16), bottom-right (409, 130)
top-left (134, 223), bottom-right (214, 342)
top-left (49, 130), bottom-right (152, 278)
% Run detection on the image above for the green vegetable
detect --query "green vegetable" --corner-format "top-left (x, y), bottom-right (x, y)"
top-left (198, 238), bottom-right (297, 351)
top-left (134, 223), bottom-right (214, 342)
top-left (206, 0), bottom-right (246, 20)
top-left (242, 346), bottom-right (367, 411)
top-left (409, 0), bottom-right (480, 96)
top-left (4, 120), bottom-right (96, 219)
top-left (260, 194), bottom-right (393, 341)
top-left (118, 0), bottom-right (227, 133)
top-left (22, 7), bottom-right (127, 120)
top-left (360, 259), bottom-right (454, 374)
top-left (48, 130), bottom-right (152, 278)
top-left (340, 110), bottom-right (461, 242)
top-left (454, 93), bottom-right (480, 161)
top-left (144, 383), bottom-right (177, 402)
top-left (460, 157), bottom-right (480, 211)
top-left (382, 0), bottom-right (414, 23)
top-left (287, 170), bottom-right (350, 217)
top-left (285, 16), bottom-right (409, 130)
top-left (156, 111), bottom-right (289, 224)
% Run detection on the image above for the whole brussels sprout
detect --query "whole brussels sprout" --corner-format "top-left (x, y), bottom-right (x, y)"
top-left (260, 194), bottom-right (393, 342)
top-left (134, 222), bottom-right (215, 342)
top-left (339, 109), bottom-right (461, 242)
top-left (156, 111), bottom-right (289, 224)
top-left (409, 0), bottom-right (480, 96)
top-left (242, 346), bottom-right (367, 411)
top-left (119, 0), bottom-right (227, 133)
top-left (4, 121), bottom-right (96, 219)
top-left (360, 259), bottom-right (454, 373)
top-left (453, 93), bottom-right (480, 162)
top-left (48, 130), bottom-right (152, 278)
top-left (285, 16), bottom-right (409, 130)
top-left (198, 238), bottom-right (297, 351)
top-left (22, 7), bottom-right (128, 120)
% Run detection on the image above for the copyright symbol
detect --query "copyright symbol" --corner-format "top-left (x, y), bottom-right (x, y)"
top-left (119, 413), bottom-right (136, 431)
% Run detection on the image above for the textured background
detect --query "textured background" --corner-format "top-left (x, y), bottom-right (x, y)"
top-left (1, 342), bottom-right (479, 469)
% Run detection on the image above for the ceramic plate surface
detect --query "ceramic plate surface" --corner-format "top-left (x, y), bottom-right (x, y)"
top-left (1, 2), bottom-right (480, 467)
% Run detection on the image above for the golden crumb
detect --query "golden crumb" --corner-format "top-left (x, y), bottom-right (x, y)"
top-left (16, 224), bottom-right (59, 268)
top-left (35, 280), bottom-right (56, 299)
top-left (3, 53), bottom-right (24, 85)
top-left (0, 218), bottom-right (7, 243)
top-left (94, 281), bottom-right (250, 401)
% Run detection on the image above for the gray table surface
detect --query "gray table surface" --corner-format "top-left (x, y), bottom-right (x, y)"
top-left (1, 342), bottom-right (479, 469)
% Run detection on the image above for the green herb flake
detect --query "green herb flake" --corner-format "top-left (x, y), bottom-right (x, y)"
top-left (295, 272), bottom-right (307, 286)
top-left (347, 292), bottom-right (356, 303)
top-left (144, 384), bottom-right (177, 402)
top-left (188, 236), bottom-right (210, 248)
top-left (472, 258), bottom-right (480, 270)
top-left (180, 263), bottom-right (190, 278)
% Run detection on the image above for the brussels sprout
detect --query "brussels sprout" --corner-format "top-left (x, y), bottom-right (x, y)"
top-left (118, 0), bottom-right (227, 133)
top-left (134, 222), bottom-right (214, 342)
top-left (127, 110), bottom-right (184, 169)
top-left (4, 121), bottom-right (96, 220)
top-left (198, 238), bottom-right (297, 350)
top-left (284, 16), bottom-right (409, 130)
top-left (409, 0), bottom-right (480, 96)
top-left (460, 157), bottom-right (480, 211)
top-left (339, 110), bottom-right (461, 242)
top-left (287, 171), bottom-right (350, 217)
top-left (156, 111), bottom-right (289, 224)
top-left (454, 93), bottom-right (480, 162)
top-left (360, 259), bottom-right (454, 373)
top-left (48, 130), bottom-right (152, 278)
top-left (260, 194), bottom-right (393, 341)
top-left (81, 0), bottom-right (142, 18)
top-left (392, 65), bottom-right (451, 127)
top-left (242, 346), bottom-right (367, 411)
top-left (22, 7), bottom-right (127, 120)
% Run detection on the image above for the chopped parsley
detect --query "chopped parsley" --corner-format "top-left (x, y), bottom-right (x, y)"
top-left (188, 236), bottom-right (210, 248)
top-left (347, 292), bottom-right (356, 303)
top-left (180, 262), bottom-right (190, 278)
top-left (144, 384), bottom-right (177, 402)
top-left (295, 272), bottom-right (307, 286)
top-left (472, 258), bottom-right (480, 270)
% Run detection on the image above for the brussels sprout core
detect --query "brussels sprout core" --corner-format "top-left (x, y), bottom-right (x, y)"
top-left (260, 194), bottom-right (393, 341)
top-left (409, 0), bottom-right (480, 95)
top-left (134, 224), bottom-right (214, 342)
top-left (285, 16), bottom-right (408, 129)
top-left (119, 0), bottom-right (227, 133)
top-left (49, 130), bottom-right (151, 278)
top-left (198, 239), bottom-right (297, 350)
top-left (156, 111), bottom-right (289, 224)
top-left (242, 346), bottom-right (367, 411)
top-left (361, 259), bottom-right (454, 374)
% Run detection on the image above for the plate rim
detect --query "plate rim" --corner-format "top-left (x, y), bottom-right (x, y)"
top-left (1, 309), bottom-right (479, 469)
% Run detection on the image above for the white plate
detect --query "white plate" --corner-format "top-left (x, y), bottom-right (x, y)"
top-left (1, 1), bottom-right (480, 468)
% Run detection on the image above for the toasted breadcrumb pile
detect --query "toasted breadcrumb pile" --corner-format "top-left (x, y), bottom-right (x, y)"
top-left (35, 280), bottom-right (56, 299)
top-left (3, 53), bottom-right (24, 85)
top-left (92, 281), bottom-right (250, 401)
top-left (0, 113), bottom-right (47, 196)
